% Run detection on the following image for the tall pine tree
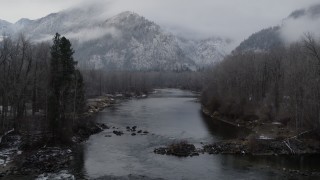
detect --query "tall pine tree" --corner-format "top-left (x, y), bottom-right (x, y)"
top-left (48, 33), bottom-right (84, 143)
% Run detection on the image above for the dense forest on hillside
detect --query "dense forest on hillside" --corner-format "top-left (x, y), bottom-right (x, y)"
top-left (202, 34), bottom-right (320, 131)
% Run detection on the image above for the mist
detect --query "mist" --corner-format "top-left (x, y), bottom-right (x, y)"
top-left (280, 4), bottom-right (320, 44)
top-left (72, 0), bottom-right (320, 45)
top-left (1, 0), bottom-right (319, 48)
top-left (65, 27), bottom-right (120, 44)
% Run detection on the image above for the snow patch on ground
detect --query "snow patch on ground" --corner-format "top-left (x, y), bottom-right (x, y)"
top-left (36, 170), bottom-right (75, 180)
top-left (0, 130), bottom-right (21, 166)
top-left (258, 135), bottom-right (274, 140)
top-left (0, 148), bottom-right (19, 166)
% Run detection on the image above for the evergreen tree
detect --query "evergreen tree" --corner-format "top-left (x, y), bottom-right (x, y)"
top-left (48, 33), bottom-right (84, 143)
top-left (74, 70), bottom-right (85, 114)
top-left (48, 33), bottom-right (61, 141)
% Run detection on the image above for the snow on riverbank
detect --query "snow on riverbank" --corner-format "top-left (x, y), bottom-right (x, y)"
top-left (36, 170), bottom-right (75, 180)
top-left (0, 130), bottom-right (21, 166)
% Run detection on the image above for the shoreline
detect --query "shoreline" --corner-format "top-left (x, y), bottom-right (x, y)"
top-left (154, 105), bottom-right (320, 158)
top-left (0, 92), bottom-right (147, 178)
top-left (202, 107), bottom-right (242, 127)
top-left (200, 106), bottom-right (320, 156)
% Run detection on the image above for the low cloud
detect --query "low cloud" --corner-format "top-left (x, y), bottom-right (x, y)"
top-left (1, 0), bottom-right (320, 48)
top-left (280, 4), bottom-right (320, 44)
top-left (33, 34), bottom-right (52, 43)
top-left (280, 17), bottom-right (320, 43)
top-left (97, 0), bottom-right (319, 45)
top-left (32, 26), bottom-right (120, 44)
top-left (65, 26), bottom-right (120, 43)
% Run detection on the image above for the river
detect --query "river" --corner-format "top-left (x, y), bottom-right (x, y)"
top-left (71, 89), bottom-right (320, 180)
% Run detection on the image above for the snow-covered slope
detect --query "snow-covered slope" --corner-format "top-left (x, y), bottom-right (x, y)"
top-left (0, 9), bottom-right (228, 70)
top-left (0, 19), bottom-right (12, 33)
top-left (177, 37), bottom-right (229, 66)
top-left (76, 11), bottom-right (195, 71)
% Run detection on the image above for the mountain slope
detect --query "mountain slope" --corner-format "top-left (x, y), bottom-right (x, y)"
top-left (75, 11), bottom-right (196, 71)
top-left (0, 9), bottom-right (228, 70)
top-left (177, 37), bottom-right (230, 66)
top-left (234, 3), bottom-right (320, 53)
top-left (234, 26), bottom-right (282, 52)
top-left (0, 19), bottom-right (12, 33)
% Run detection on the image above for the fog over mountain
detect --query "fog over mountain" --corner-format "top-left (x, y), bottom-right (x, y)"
top-left (235, 3), bottom-right (320, 52)
top-left (0, 6), bottom-right (231, 70)
top-left (281, 4), bottom-right (320, 43)
top-left (1, 0), bottom-right (319, 47)
top-left (0, 1), bottom-right (319, 69)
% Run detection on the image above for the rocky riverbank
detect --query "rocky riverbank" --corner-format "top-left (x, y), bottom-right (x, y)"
top-left (153, 139), bottom-right (320, 178)
top-left (0, 94), bottom-right (120, 178)
top-left (201, 107), bottom-right (320, 156)
top-left (154, 137), bottom-right (320, 157)
top-left (203, 138), bottom-right (320, 155)
top-left (154, 107), bottom-right (320, 158)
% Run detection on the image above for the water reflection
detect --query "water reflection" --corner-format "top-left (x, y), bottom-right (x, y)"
top-left (199, 111), bottom-right (249, 140)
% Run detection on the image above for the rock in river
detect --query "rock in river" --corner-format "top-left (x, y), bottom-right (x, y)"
top-left (154, 141), bottom-right (197, 157)
top-left (113, 131), bottom-right (124, 136)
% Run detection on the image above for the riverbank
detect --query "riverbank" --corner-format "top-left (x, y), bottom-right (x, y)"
top-left (154, 106), bottom-right (320, 157)
top-left (201, 107), bottom-right (320, 155)
top-left (0, 94), bottom-right (126, 178)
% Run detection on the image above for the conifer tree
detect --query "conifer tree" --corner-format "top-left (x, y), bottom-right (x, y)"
top-left (48, 33), bottom-right (84, 143)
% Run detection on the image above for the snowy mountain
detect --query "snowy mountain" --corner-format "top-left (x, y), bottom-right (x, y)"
top-left (177, 37), bottom-right (229, 66)
top-left (75, 11), bottom-right (195, 71)
top-left (0, 19), bottom-right (11, 32)
top-left (0, 9), bottom-right (228, 70)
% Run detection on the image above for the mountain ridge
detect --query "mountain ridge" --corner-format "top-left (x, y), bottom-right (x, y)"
top-left (234, 3), bottom-right (320, 53)
top-left (0, 9), bottom-right (229, 70)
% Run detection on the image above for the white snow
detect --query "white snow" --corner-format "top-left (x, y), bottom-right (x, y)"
top-left (272, 122), bottom-right (282, 125)
top-left (176, 37), bottom-right (230, 66)
top-left (0, 130), bottom-right (22, 166)
top-left (36, 170), bottom-right (75, 180)
top-left (0, 9), bottom-right (230, 70)
top-left (258, 135), bottom-right (274, 140)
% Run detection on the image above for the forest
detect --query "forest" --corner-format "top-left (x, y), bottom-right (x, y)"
top-left (1, 32), bottom-right (320, 144)
top-left (202, 34), bottom-right (320, 131)
top-left (0, 34), bottom-right (203, 142)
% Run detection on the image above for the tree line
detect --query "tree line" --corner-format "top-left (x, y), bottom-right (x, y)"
top-left (0, 35), bottom-right (50, 135)
top-left (0, 33), bottom-right (204, 143)
top-left (0, 33), bottom-right (85, 144)
top-left (202, 34), bottom-right (320, 131)
top-left (83, 70), bottom-right (203, 97)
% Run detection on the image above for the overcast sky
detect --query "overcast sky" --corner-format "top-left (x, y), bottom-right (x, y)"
top-left (0, 0), bottom-right (319, 43)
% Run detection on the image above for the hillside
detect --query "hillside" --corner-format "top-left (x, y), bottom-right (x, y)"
top-left (0, 9), bottom-right (229, 70)
top-left (234, 3), bottom-right (320, 53)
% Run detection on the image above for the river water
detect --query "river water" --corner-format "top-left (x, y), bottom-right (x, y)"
top-left (72, 89), bottom-right (320, 180)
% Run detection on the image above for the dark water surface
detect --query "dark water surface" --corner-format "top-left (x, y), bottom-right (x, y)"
top-left (72, 89), bottom-right (320, 180)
